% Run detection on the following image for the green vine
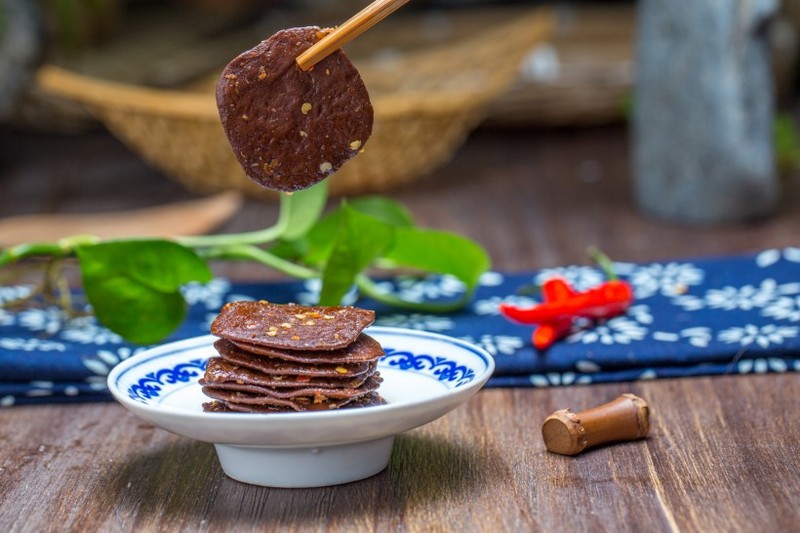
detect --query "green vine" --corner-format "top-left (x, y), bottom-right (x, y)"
top-left (0, 182), bottom-right (490, 344)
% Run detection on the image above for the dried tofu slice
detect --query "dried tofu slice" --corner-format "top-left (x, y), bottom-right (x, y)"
top-left (211, 301), bottom-right (375, 351)
top-left (230, 333), bottom-right (383, 365)
top-left (203, 393), bottom-right (386, 413)
top-left (202, 357), bottom-right (373, 389)
top-left (201, 372), bottom-right (381, 401)
top-left (214, 339), bottom-right (376, 376)
top-left (216, 26), bottom-right (373, 192)
top-left (202, 386), bottom-right (355, 412)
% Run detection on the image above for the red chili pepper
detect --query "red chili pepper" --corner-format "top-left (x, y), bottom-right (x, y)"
top-left (499, 277), bottom-right (634, 350)
top-left (526, 278), bottom-right (576, 349)
top-left (531, 319), bottom-right (572, 350)
top-left (541, 277), bottom-right (576, 301)
top-left (500, 280), bottom-right (632, 323)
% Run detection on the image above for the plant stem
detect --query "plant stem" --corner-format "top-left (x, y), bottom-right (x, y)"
top-left (178, 183), bottom-right (326, 248)
top-left (588, 246), bottom-right (618, 280)
top-left (200, 244), bottom-right (318, 280)
top-left (0, 242), bottom-right (67, 267)
top-left (177, 225), bottom-right (285, 248)
top-left (0, 234), bottom-right (101, 267)
top-left (356, 274), bottom-right (473, 312)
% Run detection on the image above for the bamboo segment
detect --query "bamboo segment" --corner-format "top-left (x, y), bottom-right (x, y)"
top-left (542, 394), bottom-right (650, 456)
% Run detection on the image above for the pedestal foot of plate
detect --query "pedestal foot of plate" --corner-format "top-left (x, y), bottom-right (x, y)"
top-left (214, 435), bottom-right (395, 487)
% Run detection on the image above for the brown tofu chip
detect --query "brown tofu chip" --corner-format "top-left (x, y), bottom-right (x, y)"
top-left (205, 301), bottom-right (384, 414)
top-left (203, 392), bottom-right (386, 413)
top-left (202, 357), bottom-right (373, 389)
top-left (216, 26), bottom-right (373, 192)
top-left (201, 387), bottom-right (357, 412)
top-left (230, 333), bottom-right (383, 364)
top-left (201, 373), bottom-right (382, 401)
top-left (214, 339), bottom-right (377, 376)
top-left (211, 301), bottom-right (375, 351)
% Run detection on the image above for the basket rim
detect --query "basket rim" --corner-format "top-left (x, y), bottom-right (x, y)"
top-left (37, 65), bottom-right (506, 120)
top-left (36, 65), bottom-right (219, 118)
top-left (36, 8), bottom-right (554, 121)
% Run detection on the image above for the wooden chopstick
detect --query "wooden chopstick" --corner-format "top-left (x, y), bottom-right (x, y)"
top-left (296, 0), bottom-right (412, 71)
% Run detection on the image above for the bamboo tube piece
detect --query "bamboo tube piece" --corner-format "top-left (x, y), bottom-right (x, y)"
top-left (296, 0), bottom-right (412, 71)
top-left (542, 394), bottom-right (650, 456)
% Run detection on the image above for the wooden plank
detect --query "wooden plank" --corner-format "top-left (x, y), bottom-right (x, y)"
top-left (0, 376), bottom-right (798, 530)
top-left (1, 124), bottom-right (799, 530)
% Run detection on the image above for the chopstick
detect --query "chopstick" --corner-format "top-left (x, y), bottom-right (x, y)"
top-left (296, 0), bottom-right (412, 71)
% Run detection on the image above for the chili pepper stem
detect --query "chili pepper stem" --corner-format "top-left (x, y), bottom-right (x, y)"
top-left (587, 246), bottom-right (618, 281)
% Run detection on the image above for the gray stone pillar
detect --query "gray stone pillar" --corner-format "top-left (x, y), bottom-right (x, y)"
top-left (0, 0), bottom-right (42, 121)
top-left (633, 0), bottom-right (780, 224)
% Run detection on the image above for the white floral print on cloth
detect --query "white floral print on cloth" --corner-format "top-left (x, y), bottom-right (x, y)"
top-left (1, 248), bottom-right (799, 405)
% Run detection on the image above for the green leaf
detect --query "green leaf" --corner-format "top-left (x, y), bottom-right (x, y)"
top-left (276, 180), bottom-right (328, 240)
top-left (384, 227), bottom-right (490, 290)
top-left (76, 239), bottom-right (212, 344)
top-left (775, 113), bottom-right (800, 174)
top-left (291, 195), bottom-right (414, 268)
top-left (347, 196), bottom-right (415, 227)
top-left (266, 208), bottom-right (339, 266)
top-left (320, 204), bottom-right (395, 305)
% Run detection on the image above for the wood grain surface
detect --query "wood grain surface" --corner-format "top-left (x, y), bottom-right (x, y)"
top-left (1, 124), bottom-right (799, 532)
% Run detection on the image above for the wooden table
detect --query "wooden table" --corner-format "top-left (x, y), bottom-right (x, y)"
top-left (1, 125), bottom-right (798, 531)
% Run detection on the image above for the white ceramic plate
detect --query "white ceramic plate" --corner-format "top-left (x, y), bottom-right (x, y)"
top-left (107, 326), bottom-right (494, 487)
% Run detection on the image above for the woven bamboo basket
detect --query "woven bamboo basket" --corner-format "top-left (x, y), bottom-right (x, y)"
top-left (485, 4), bottom-right (635, 127)
top-left (36, 8), bottom-right (553, 198)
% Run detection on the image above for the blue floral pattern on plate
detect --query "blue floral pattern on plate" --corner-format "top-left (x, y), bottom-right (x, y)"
top-left (128, 359), bottom-right (207, 402)
top-left (381, 348), bottom-right (476, 387)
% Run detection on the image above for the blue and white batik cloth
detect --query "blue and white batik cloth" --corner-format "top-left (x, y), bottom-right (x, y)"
top-left (1, 248), bottom-right (799, 406)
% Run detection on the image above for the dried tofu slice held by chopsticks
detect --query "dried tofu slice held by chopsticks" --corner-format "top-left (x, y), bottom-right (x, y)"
top-left (216, 27), bottom-right (373, 192)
